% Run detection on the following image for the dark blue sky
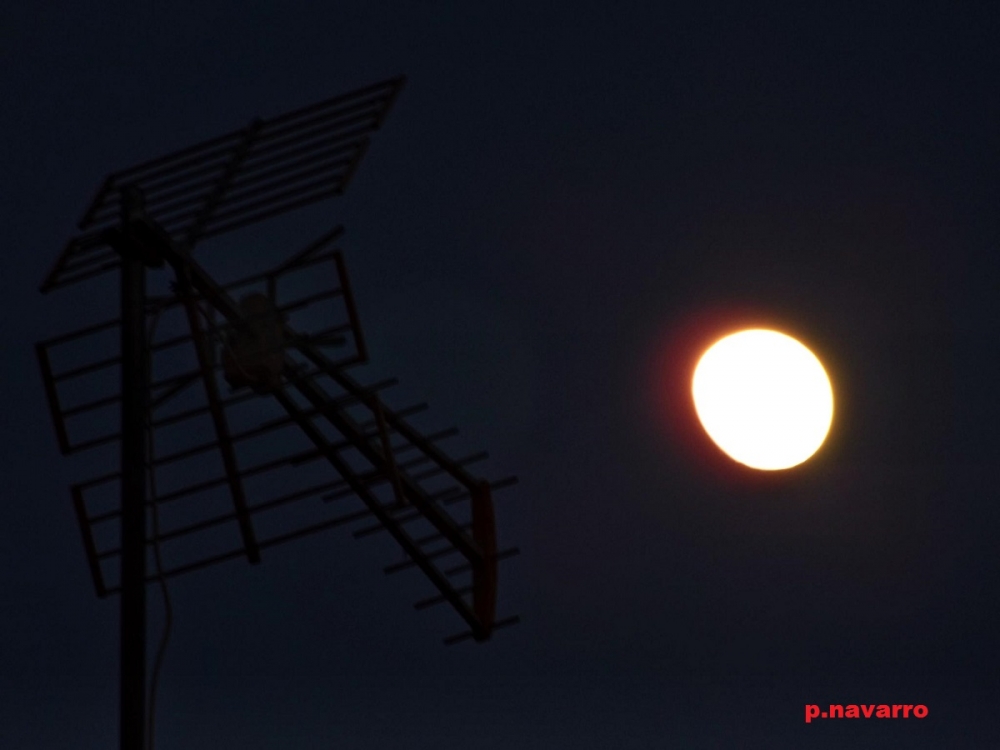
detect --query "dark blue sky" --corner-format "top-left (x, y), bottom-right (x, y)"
top-left (4, 1), bottom-right (1000, 747)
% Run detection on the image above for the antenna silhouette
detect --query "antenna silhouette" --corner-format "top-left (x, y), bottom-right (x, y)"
top-left (36, 76), bottom-right (519, 750)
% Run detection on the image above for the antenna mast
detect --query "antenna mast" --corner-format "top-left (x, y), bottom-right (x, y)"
top-left (36, 77), bottom-right (520, 750)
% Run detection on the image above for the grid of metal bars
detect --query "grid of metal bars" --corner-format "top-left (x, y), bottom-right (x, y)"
top-left (37, 228), bottom-right (363, 456)
top-left (39, 224), bottom-right (519, 643)
top-left (40, 77), bottom-right (405, 293)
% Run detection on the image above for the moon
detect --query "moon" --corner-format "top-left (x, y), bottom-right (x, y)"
top-left (691, 329), bottom-right (834, 470)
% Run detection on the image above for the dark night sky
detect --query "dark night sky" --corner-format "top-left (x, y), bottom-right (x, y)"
top-left (4, 2), bottom-right (1000, 747)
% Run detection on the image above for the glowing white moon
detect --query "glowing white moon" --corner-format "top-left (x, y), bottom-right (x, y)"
top-left (691, 329), bottom-right (833, 470)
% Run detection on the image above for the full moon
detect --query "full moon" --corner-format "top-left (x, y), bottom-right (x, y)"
top-left (691, 329), bottom-right (833, 470)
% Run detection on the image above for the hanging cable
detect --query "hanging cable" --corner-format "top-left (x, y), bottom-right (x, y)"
top-left (145, 298), bottom-right (172, 750)
top-left (142, 289), bottom-right (269, 748)
top-left (143, 283), bottom-right (243, 750)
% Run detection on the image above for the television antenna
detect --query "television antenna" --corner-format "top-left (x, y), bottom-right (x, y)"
top-left (36, 76), bottom-right (519, 750)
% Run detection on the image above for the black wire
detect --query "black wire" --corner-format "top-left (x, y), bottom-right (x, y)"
top-left (146, 302), bottom-right (173, 750)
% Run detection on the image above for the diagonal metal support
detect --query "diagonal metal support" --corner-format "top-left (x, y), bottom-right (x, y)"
top-left (182, 119), bottom-right (264, 246)
top-left (285, 346), bottom-right (481, 548)
top-left (269, 387), bottom-right (486, 636)
top-left (175, 271), bottom-right (260, 564)
top-left (284, 366), bottom-right (482, 564)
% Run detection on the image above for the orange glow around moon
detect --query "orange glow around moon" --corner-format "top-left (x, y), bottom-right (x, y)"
top-left (691, 329), bottom-right (834, 470)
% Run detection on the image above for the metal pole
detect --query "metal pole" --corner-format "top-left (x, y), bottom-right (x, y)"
top-left (119, 189), bottom-right (147, 750)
